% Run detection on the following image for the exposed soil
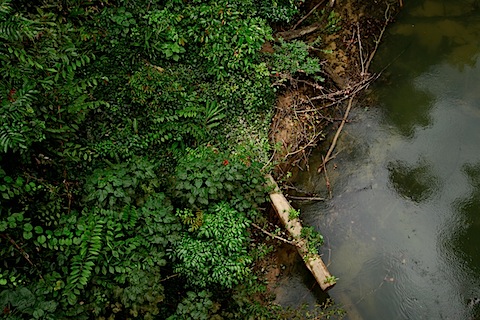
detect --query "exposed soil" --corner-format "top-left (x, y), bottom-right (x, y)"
top-left (257, 0), bottom-right (402, 310)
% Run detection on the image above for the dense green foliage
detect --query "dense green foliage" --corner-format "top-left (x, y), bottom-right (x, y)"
top-left (173, 203), bottom-right (251, 289)
top-left (0, 0), bottom-right (330, 318)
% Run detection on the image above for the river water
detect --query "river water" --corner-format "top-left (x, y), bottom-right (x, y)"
top-left (276, 0), bottom-right (480, 319)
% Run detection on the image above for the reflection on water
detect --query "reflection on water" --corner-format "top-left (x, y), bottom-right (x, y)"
top-left (377, 82), bottom-right (434, 138)
top-left (276, 0), bottom-right (480, 319)
top-left (387, 158), bottom-right (441, 203)
top-left (448, 162), bottom-right (480, 275)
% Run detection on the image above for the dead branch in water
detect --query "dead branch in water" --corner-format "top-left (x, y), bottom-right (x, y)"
top-left (322, 155), bottom-right (333, 199)
top-left (318, 95), bottom-right (355, 173)
top-left (315, 3), bottom-right (391, 174)
top-left (309, 74), bottom-right (376, 102)
top-left (364, 3), bottom-right (391, 73)
top-left (284, 128), bottom-right (322, 159)
top-left (287, 195), bottom-right (326, 201)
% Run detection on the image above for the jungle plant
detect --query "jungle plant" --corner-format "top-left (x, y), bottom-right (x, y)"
top-left (0, 0), bottom-right (334, 317)
top-left (271, 39), bottom-right (323, 81)
top-left (173, 146), bottom-right (267, 213)
top-left (176, 208), bottom-right (204, 232)
top-left (167, 290), bottom-right (219, 320)
top-left (301, 226), bottom-right (325, 257)
top-left (172, 202), bottom-right (252, 289)
top-left (82, 158), bottom-right (160, 209)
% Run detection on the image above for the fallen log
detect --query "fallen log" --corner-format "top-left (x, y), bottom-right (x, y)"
top-left (266, 174), bottom-right (336, 291)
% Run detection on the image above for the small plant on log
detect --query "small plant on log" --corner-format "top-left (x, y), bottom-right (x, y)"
top-left (324, 275), bottom-right (339, 285)
top-left (288, 207), bottom-right (301, 220)
top-left (301, 226), bottom-right (324, 257)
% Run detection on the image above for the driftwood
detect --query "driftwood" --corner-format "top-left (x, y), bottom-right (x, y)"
top-left (266, 174), bottom-right (336, 291)
top-left (275, 23), bottom-right (322, 41)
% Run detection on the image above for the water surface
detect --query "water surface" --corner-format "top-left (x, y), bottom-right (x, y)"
top-left (277, 1), bottom-right (480, 318)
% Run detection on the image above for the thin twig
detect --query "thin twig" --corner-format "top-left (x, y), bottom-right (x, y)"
top-left (365, 3), bottom-right (391, 72)
top-left (326, 248), bottom-right (332, 267)
top-left (292, 0), bottom-right (327, 30)
top-left (357, 22), bottom-right (365, 75)
top-left (261, 148), bottom-right (277, 171)
top-left (287, 195), bottom-right (326, 201)
top-left (251, 223), bottom-right (300, 247)
top-left (159, 274), bottom-right (179, 282)
top-left (318, 95), bottom-right (355, 173)
top-left (283, 131), bottom-right (322, 158)
top-left (283, 185), bottom-right (316, 194)
top-left (1, 234), bottom-right (43, 280)
top-left (309, 75), bottom-right (374, 101)
top-left (277, 23), bottom-right (322, 41)
top-left (322, 155), bottom-right (333, 199)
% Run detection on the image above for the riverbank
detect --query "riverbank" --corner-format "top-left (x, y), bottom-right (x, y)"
top-left (258, 0), bottom-right (402, 313)
top-left (271, 0), bottom-right (401, 177)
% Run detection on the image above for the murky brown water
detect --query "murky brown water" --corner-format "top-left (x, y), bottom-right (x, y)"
top-left (276, 0), bottom-right (480, 318)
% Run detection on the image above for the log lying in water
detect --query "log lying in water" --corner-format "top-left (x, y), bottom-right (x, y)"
top-left (266, 174), bottom-right (336, 291)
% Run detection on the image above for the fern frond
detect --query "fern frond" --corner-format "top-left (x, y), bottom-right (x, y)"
top-left (0, 3), bottom-right (36, 42)
top-left (0, 0), bottom-right (12, 15)
top-left (0, 126), bottom-right (26, 153)
top-left (65, 216), bottom-right (104, 298)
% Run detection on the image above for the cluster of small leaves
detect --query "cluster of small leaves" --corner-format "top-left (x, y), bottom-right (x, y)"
top-left (0, 287), bottom-right (58, 319)
top-left (173, 202), bottom-right (252, 289)
top-left (83, 158), bottom-right (160, 209)
top-left (271, 39), bottom-right (324, 81)
top-left (322, 9), bottom-right (342, 34)
top-left (167, 291), bottom-right (219, 320)
top-left (288, 207), bottom-right (301, 220)
top-left (256, 0), bottom-right (302, 22)
top-left (174, 146), bottom-right (267, 213)
top-left (176, 208), bottom-right (204, 232)
top-left (301, 226), bottom-right (325, 257)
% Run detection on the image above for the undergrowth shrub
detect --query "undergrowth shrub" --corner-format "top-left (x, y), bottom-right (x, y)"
top-left (0, 0), bottom-right (334, 317)
top-left (173, 146), bottom-right (266, 212)
top-left (83, 158), bottom-right (160, 209)
top-left (167, 290), bottom-right (219, 320)
top-left (172, 202), bottom-right (252, 289)
top-left (271, 39), bottom-right (324, 81)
